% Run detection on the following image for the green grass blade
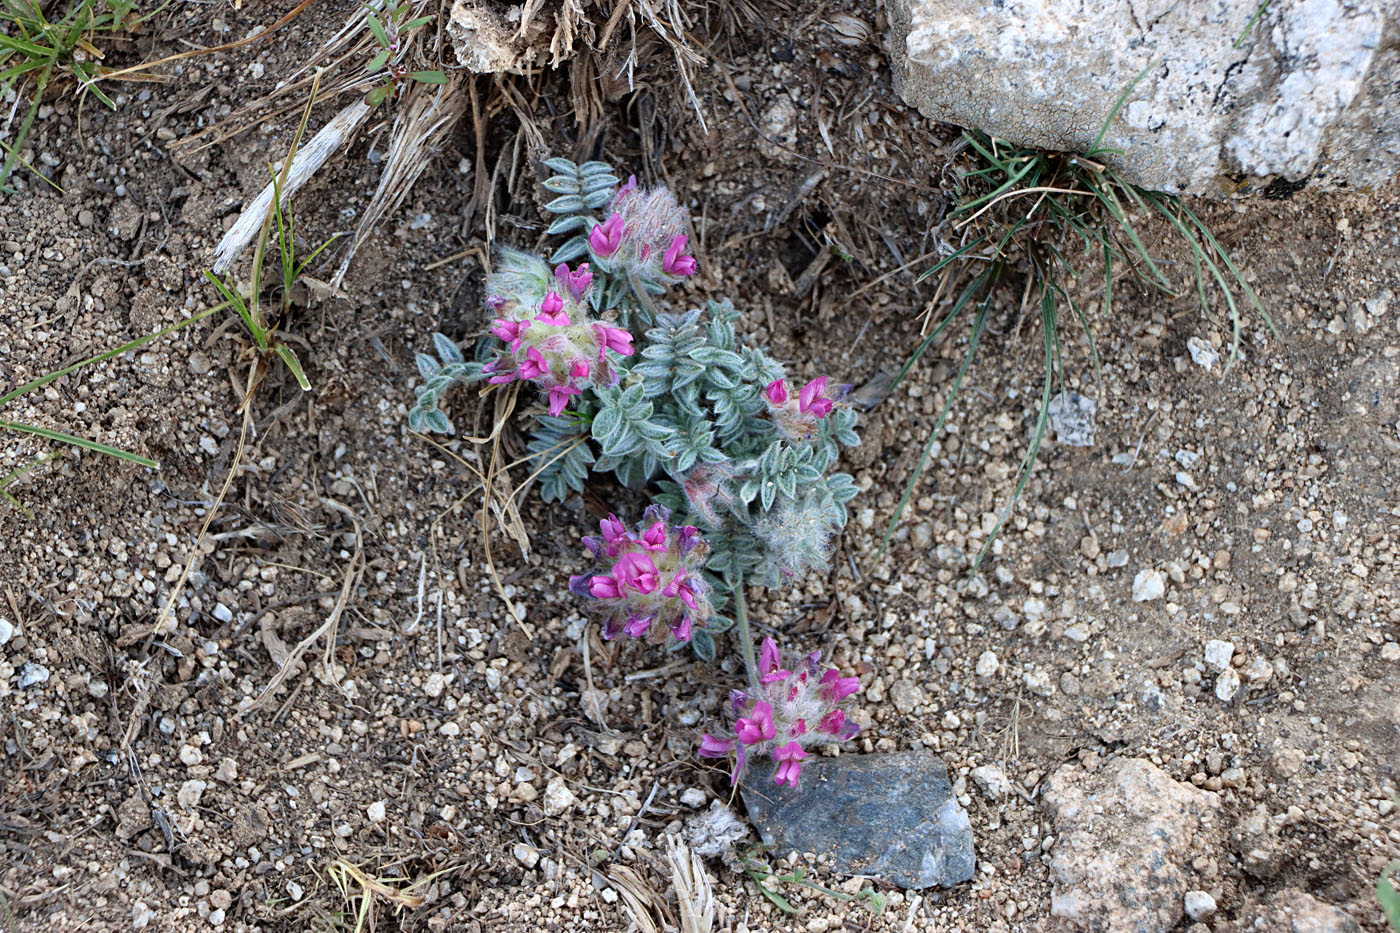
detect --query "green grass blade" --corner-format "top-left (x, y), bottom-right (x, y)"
top-left (880, 273), bottom-right (997, 557)
top-left (1082, 173), bottom-right (1174, 292)
top-left (0, 303), bottom-right (221, 408)
top-left (1, 420), bottom-right (156, 467)
top-left (294, 232), bottom-right (345, 280)
top-left (913, 235), bottom-right (988, 285)
top-left (971, 284), bottom-right (1057, 575)
top-left (0, 61), bottom-right (47, 195)
top-left (274, 344), bottom-right (312, 390)
top-left (1234, 1), bottom-right (1270, 48)
top-left (1088, 62), bottom-right (1154, 157)
top-left (1176, 200), bottom-right (1277, 336)
top-left (203, 269), bottom-right (265, 348)
top-left (1142, 194), bottom-right (1244, 363)
top-left (894, 265), bottom-right (996, 391)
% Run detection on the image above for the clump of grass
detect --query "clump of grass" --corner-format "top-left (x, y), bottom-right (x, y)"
top-left (0, 0), bottom-right (161, 193)
top-left (882, 68), bottom-right (1274, 571)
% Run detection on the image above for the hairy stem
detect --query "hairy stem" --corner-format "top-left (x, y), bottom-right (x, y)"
top-left (733, 577), bottom-right (759, 694)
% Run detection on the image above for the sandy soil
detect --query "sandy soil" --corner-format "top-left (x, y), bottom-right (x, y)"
top-left (1, 1), bottom-right (1397, 931)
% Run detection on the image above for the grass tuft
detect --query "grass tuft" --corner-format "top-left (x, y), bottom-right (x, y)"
top-left (882, 74), bottom-right (1272, 573)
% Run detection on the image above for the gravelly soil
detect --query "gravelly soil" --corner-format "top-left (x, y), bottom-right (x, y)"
top-left (1, 1), bottom-right (1397, 931)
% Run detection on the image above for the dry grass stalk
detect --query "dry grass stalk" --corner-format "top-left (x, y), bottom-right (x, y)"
top-left (666, 833), bottom-right (721, 933)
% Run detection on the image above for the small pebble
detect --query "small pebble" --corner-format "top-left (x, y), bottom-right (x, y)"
top-left (1184, 890), bottom-right (1217, 920)
top-left (513, 842), bottom-right (540, 868)
top-left (1215, 668), bottom-right (1241, 703)
top-left (212, 603), bottom-right (234, 624)
top-left (1131, 569), bottom-right (1165, 602)
top-left (18, 663), bottom-right (50, 688)
top-left (177, 779), bottom-right (206, 808)
top-left (1381, 643), bottom-right (1400, 662)
top-left (179, 745), bottom-right (203, 767)
top-left (975, 651), bottom-right (998, 678)
top-left (0, 618), bottom-right (13, 645)
top-left (1203, 639), bottom-right (1235, 671)
top-left (367, 800), bottom-right (386, 822)
top-left (424, 672), bottom-right (446, 698)
top-left (970, 764), bottom-right (1011, 799)
top-left (1106, 549), bottom-right (1129, 568)
top-left (1187, 336), bottom-right (1219, 370)
top-left (680, 787), bottom-right (707, 808)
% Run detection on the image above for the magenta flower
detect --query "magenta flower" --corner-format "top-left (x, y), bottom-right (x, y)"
top-left (490, 318), bottom-right (530, 349)
top-left (763, 375), bottom-right (845, 441)
top-left (554, 262), bottom-right (593, 300)
top-left (698, 637), bottom-right (861, 788)
top-left (547, 384), bottom-right (581, 416)
top-left (519, 346), bottom-right (548, 380)
top-left (568, 505), bottom-right (714, 644)
top-left (589, 213), bottom-right (625, 258)
top-left (569, 360), bottom-right (590, 379)
top-left (773, 742), bottom-right (809, 787)
top-left (662, 235), bottom-right (697, 277)
top-left (594, 324), bottom-right (635, 361)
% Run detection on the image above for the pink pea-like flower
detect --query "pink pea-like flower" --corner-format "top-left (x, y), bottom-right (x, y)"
top-left (554, 262), bottom-right (593, 300)
top-left (588, 213), bottom-right (625, 258)
top-left (567, 506), bottom-right (713, 645)
top-left (519, 346), bottom-right (549, 380)
top-left (547, 384), bottom-right (581, 416)
top-left (763, 375), bottom-right (844, 441)
top-left (764, 379), bottom-right (787, 405)
top-left (799, 377), bottom-right (834, 418)
top-left (698, 636), bottom-right (861, 788)
top-left (662, 234), bottom-right (697, 277)
top-left (594, 324), bottom-right (635, 361)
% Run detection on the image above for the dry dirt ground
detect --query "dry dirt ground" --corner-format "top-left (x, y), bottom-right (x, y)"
top-left (2, 1), bottom-right (1398, 931)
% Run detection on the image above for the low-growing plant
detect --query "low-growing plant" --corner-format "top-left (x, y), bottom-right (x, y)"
top-left (739, 844), bottom-right (887, 916)
top-left (1381, 857), bottom-right (1400, 931)
top-left (882, 68), bottom-right (1273, 572)
top-left (361, 0), bottom-right (445, 107)
top-left (410, 158), bottom-right (865, 789)
top-left (0, 0), bottom-right (161, 194)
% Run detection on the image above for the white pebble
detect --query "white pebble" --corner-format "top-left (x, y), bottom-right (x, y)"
top-left (975, 651), bottom-right (999, 678)
top-left (1106, 549), bottom-right (1129, 568)
top-left (1187, 336), bottom-right (1219, 370)
top-left (513, 842), bottom-right (540, 868)
top-left (424, 672), bottom-right (446, 698)
top-left (970, 764), bottom-right (1011, 799)
top-left (179, 745), bottom-right (203, 767)
top-left (367, 800), bottom-right (386, 822)
top-left (177, 779), bottom-right (206, 808)
top-left (544, 776), bottom-right (578, 815)
top-left (334, 822), bottom-right (353, 837)
top-left (212, 603), bottom-right (234, 624)
top-left (1131, 569), bottom-right (1165, 602)
top-left (1203, 639), bottom-right (1235, 671)
top-left (1215, 668), bottom-right (1241, 703)
top-left (18, 663), bottom-right (50, 688)
top-left (1184, 890), bottom-right (1217, 920)
top-left (680, 787), bottom-right (706, 808)
top-left (0, 618), bottom-right (13, 645)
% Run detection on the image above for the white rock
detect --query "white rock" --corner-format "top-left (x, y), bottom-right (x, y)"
top-left (1215, 668), bottom-right (1241, 703)
top-left (1245, 657), bottom-right (1274, 684)
top-left (680, 787), bottom-right (707, 808)
top-left (1203, 639), bottom-right (1235, 671)
top-left (423, 672), bottom-right (446, 698)
top-left (334, 822), bottom-right (354, 837)
top-left (1023, 668), bottom-right (1055, 697)
top-left (287, 881), bottom-right (304, 901)
top-left (513, 842), bottom-right (540, 868)
top-left (17, 662), bottom-right (49, 688)
top-left (212, 603), bottom-right (234, 624)
top-left (177, 779), bottom-right (207, 808)
top-left (132, 900), bottom-right (154, 930)
top-left (887, 0), bottom-right (1400, 194)
top-left (1187, 337), bottom-right (1220, 371)
top-left (1131, 569), bottom-right (1165, 602)
top-left (179, 745), bottom-right (203, 767)
top-left (367, 800), bottom-right (386, 822)
top-left (208, 908), bottom-right (225, 927)
top-left (1106, 549), bottom-right (1129, 568)
top-left (1184, 890), bottom-right (1217, 920)
top-left (0, 618), bottom-right (13, 645)
top-left (975, 651), bottom-right (999, 678)
top-left (214, 758), bottom-right (238, 783)
top-left (543, 776), bottom-right (577, 815)
top-left (1047, 391), bottom-right (1098, 446)
top-left (970, 764), bottom-right (1012, 799)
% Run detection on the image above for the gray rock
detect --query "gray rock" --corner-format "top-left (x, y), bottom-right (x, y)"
top-left (18, 663), bottom-right (50, 689)
top-left (886, 0), bottom-right (1400, 195)
top-left (740, 751), bottom-right (975, 889)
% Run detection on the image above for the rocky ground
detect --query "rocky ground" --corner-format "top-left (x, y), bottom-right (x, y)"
top-left (1, 0), bottom-right (1398, 931)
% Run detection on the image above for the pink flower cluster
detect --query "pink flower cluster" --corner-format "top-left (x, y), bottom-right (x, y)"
top-left (763, 376), bottom-right (843, 441)
top-left (483, 262), bottom-right (634, 415)
top-left (568, 505), bottom-right (714, 643)
top-left (699, 637), bottom-right (861, 788)
top-left (586, 176), bottom-right (697, 282)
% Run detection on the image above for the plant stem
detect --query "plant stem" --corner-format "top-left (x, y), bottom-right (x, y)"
top-left (733, 576), bottom-right (759, 694)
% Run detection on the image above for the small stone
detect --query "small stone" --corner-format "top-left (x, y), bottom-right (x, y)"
top-left (1203, 639), bottom-right (1235, 671)
top-left (1187, 337), bottom-right (1219, 371)
top-left (367, 801), bottom-right (386, 822)
top-left (177, 779), bottom-right (206, 808)
top-left (334, 822), bottom-right (353, 838)
top-left (1215, 668), bottom-right (1241, 703)
top-left (1184, 890), bottom-right (1217, 921)
top-left (679, 787), bottom-right (706, 808)
top-left (0, 618), bottom-right (13, 645)
top-left (513, 842), bottom-right (540, 868)
top-left (1048, 391), bottom-right (1097, 446)
top-left (1132, 569), bottom-right (1165, 602)
top-left (214, 758), bottom-right (238, 783)
top-left (87, 679), bottom-right (110, 698)
top-left (1063, 621), bottom-right (1090, 642)
top-left (975, 651), bottom-right (999, 678)
top-left (544, 776), bottom-right (577, 815)
top-left (1381, 643), bottom-right (1400, 662)
top-left (970, 764), bottom-right (1011, 799)
top-left (889, 680), bottom-right (925, 713)
top-left (1219, 767), bottom-right (1246, 788)
top-left (208, 908), bottom-right (225, 927)
top-left (1106, 549), bottom-right (1129, 568)
top-left (212, 603), bottom-right (234, 624)
top-left (424, 672), bottom-right (446, 698)
top-left (18, 663), bottom-right (50, 688)
top-left (740, 750), bottom-right (974, 889)
top-left (1023, 668), bottom-right (1055, 697)
top-left (287, 881), bottom-right (304, 901)
top-left (209, 890), bottom-right (232, 911)
top-left (132, 901), bottom-right (154, 929)
top-left (179, 744), bottom-right (203, 767)
top-left (1245, 657), bottom-right (1274, 684)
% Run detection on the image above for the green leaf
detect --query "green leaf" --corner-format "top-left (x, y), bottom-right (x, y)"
top-left (365, 84), bottom-right (392, 106)
top-left (545, 194), bottom-right (585, 213)
top-left (274, 344), bottom-right (311, 390)
top-left (416, 353), bottom-right (442, 379)
top-left (367, 48), bottom-right (390, 72)
top-left (1379, 860), bottom-right (1400, 931)
top-left (1, 420), bottom-right (156, 468)
top-left (425, 408), bottom-right (453, 434)
top-left (690, 630), bottom-right (715, 662)
top-left (401, 14), bottom-right (433, 29)
top-left (433, 332), bottom-right (464, 364)
top-left (409, 70), bottom-right (448, 84)
top-left (364, 10), bottom-right (390, 47)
